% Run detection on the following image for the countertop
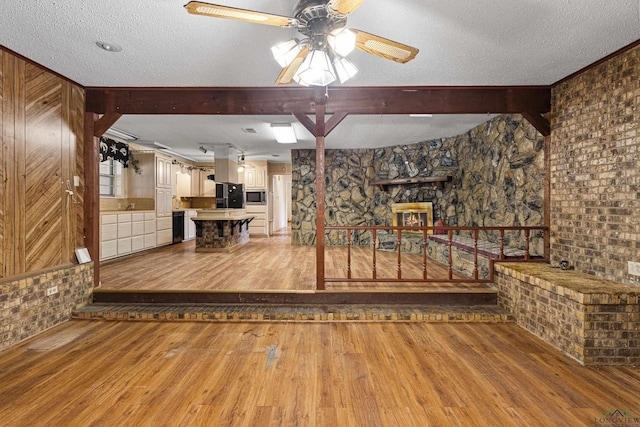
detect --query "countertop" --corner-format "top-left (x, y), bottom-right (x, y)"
top-left (100, 210), bottom-right (155, 214)
top-left (193, 208), bottom-right (254, 221)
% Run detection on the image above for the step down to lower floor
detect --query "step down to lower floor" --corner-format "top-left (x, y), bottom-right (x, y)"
top-left (72, 303), bottom-right (514, 323)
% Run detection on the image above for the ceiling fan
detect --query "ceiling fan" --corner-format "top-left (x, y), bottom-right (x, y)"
top-left (184, 0), bottom-right (419, 86)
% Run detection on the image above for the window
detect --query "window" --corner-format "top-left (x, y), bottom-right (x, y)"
top-left (99, 159), bottom-right (123, 197)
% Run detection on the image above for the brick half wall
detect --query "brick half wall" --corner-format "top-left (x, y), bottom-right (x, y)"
top-left (1, 263), bottom-right (93, 351)
top-left (495, 262), bottom-right (640, 366)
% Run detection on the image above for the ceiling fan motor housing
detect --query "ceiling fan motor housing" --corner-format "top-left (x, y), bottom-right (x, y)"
top-left (294, 0), bottom-right (347, 39)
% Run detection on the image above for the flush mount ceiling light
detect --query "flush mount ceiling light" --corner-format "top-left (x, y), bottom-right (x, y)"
top-left (104, 127), bottom-right (137, 140)
top-left (271, 123), bottom-right (297, 144)
top-left (95, 41), bottom-right (122, 52)
top-left (184, 0), bottom-right (418, 87)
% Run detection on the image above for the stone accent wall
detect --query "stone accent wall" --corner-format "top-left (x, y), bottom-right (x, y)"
top-left (292, 114), bottom-right (544, 248)
top-left (495, 262), bottom-right (640, 366)
top-left (551, 45), bottom-right (640, 285)
top-left (0, 263), bottom-right (93, 351)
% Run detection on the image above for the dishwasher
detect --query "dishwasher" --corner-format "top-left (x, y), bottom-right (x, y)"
top-left (172, 211), bottom-right (185, 244)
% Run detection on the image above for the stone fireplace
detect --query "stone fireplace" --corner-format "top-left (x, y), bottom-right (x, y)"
top-left (391, 202), bottom-right (434, 233)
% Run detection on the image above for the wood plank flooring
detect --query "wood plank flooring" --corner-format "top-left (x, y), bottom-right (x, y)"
top-left (99, 229), bottom-right (485, 292)
top-left (1, 320), bottom-right (639, 426)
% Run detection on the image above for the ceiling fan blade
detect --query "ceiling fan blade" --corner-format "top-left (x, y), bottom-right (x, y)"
top-left (184, 1), bottom-right (295, 27)
top-left (352, 29), bottom-right (419, 63)
top-left (274, 48), bottom-right (310, 85)
top-left (327, 0), bottom-right (368, 15)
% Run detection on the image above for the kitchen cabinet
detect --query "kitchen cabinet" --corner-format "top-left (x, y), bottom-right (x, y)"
top-left (156, 154), bottom-right (173, 246)
top-left (244, 167), bottom-right (266, 190)
top-left (187, 169), bottom-right (216, 197)
top-left (100, 211), bottom-right (157, 261)
top-left (156, 155), bottom-right (172, 188)
top-left (176, 172), bottom-right (191, 197)
top-left (184, 210), bottom-right (197, 240)
top-left (246, 204), bottom-right (269, 236)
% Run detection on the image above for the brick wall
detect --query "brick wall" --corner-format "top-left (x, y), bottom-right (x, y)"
top-left (0, 264), bottom-right (93, 351)
top-left (551, 44), bottom-right (640, 285)
top-left (495, 262), bottom-right (640, 365)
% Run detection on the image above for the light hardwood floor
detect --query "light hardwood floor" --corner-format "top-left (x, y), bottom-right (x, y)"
top-left (1, 320), bottom-right (639, 426)
top-left (99, 228), bottom-right (484, 292)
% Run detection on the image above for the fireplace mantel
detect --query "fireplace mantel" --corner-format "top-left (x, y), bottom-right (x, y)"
top-left (370, 175), bottom-right (452, 190)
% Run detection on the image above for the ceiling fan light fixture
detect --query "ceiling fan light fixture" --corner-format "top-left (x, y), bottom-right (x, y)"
top-left (327, 28), bottom-right (356, 57)
top-left (333, 56), bottom-right (358, 83)
top-left (271, 38), bottom-right (302, 68)
top-left (271, 123), bottom-right (297, 144)
top-left (293, 49), bottom-right (336, 87)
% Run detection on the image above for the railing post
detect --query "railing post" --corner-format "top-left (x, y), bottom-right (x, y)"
top-left (397, 229), bottom-right (402, 280)
top-left (499, 229), bottom-right (505, 260)
top-left (422, 229), bottom-right (428, 280)
top-left (447, 229), bottom-right (453, 280)
top-left (473, 229), bottom-right (479, 280)
top-left (372, 229), bottom-right (377, 280)
top-left (347, 229), bottom-right (352, 279)
top-left (524, 229), bottom-right (530, 260)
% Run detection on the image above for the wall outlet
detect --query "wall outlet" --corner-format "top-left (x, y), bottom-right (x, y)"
top-left (629, 261), bottom-right (640, 277)
top-left (46, 286), bottom-right (58, 296)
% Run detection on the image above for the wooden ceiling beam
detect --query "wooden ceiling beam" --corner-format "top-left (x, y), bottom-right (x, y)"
top-left (85, 86), bottom-right (550, 116)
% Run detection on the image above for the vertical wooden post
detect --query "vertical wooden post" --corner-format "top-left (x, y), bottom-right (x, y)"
top-left (315, 102), bottom-right (326, 290)
top-left (84, 112), bottom-right (100, 287)
top-left (543, 134), bottom-right (551, 260)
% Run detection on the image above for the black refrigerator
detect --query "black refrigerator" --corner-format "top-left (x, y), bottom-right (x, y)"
top-left (216, 183), bottom-right (244, 209)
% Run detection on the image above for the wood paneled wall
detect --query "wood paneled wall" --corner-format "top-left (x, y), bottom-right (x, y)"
top-left (0, 48), bottom-right (85, 279)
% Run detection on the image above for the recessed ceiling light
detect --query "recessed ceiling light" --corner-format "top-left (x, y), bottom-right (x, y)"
top-left (96, 41), bottom-right (122, 52)
top-left (409, 114), bottom-right (433, 118)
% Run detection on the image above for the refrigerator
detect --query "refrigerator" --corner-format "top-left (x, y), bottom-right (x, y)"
top-left (216, 183), bottom-right (244, 209)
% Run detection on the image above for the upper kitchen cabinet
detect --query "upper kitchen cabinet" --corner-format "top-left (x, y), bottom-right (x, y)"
top-left (126, 151), bottom-right (156, 198)
top-left (244, 160), bottom-right (267, 190)
top-left (156, 155), bottom-right (172, 189)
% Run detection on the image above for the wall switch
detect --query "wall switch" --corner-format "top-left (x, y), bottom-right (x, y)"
top-left (46, 286), bottom-right (58, 296)
top-left (73, 175), bottom-right (80, 187)
top-left (629, 261), bottom-right (640, 277)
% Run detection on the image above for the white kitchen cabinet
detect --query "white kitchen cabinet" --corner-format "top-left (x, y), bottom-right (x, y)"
top-left (245, 167), bottom-right (266, 190)
top-left (144, 212), bottom-right (156, 248)
top-left (176, 172), bottom-right (191, 197)
top-left (246, 204), bottom-right (269, 236)
top-left (100, 214), bottom-right (118, 260)
top-left (156, 155), bottom-right (172, 189)
top-left (184, 210), bottom-right (197, 240)
top-left (100, 210), bottom-right (157, 261)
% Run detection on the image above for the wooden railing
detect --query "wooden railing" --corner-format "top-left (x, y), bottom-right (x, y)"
top-left (322, 225), bottom-right (549, 286)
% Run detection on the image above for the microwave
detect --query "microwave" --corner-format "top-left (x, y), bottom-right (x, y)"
top-left (245, 190), bottom-right (267, 204)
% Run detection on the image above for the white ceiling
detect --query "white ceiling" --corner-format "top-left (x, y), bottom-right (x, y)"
top-left (2, 0), bottom-right (639, 162)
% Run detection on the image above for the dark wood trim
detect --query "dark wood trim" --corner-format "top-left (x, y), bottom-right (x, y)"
top-left (85, 86), bottom-right (551, 115)
top-left (292, 111), bottom-right (316, 136)
top-left (92, 290), bottom-right (498, 305)
top-left (93, 112), bottom-right (122, 137)
top-left (315, 104), bottom-right (326, 290)
top-left (543, 135), bottom-right (551, 260)
top-left (83, 112), bottom-right (100, 287)
top-left (522, 111), bottom-right (550, 137)
top-left (370, 176), bottom-right (452, 190)
top-left (325, 111), bottom-right (349, 136)
top-left (552, 39), bottom-right (640, 87)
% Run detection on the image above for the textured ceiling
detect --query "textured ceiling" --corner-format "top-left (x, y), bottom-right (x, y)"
top-left (1, 0), bottom-right (639, 161)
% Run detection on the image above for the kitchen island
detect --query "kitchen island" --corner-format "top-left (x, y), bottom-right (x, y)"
top-left (191, 209), bottom-right (254, 252)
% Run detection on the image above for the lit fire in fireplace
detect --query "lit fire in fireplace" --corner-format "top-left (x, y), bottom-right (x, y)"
top-left (391, 202), bottom-right (434, 234)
